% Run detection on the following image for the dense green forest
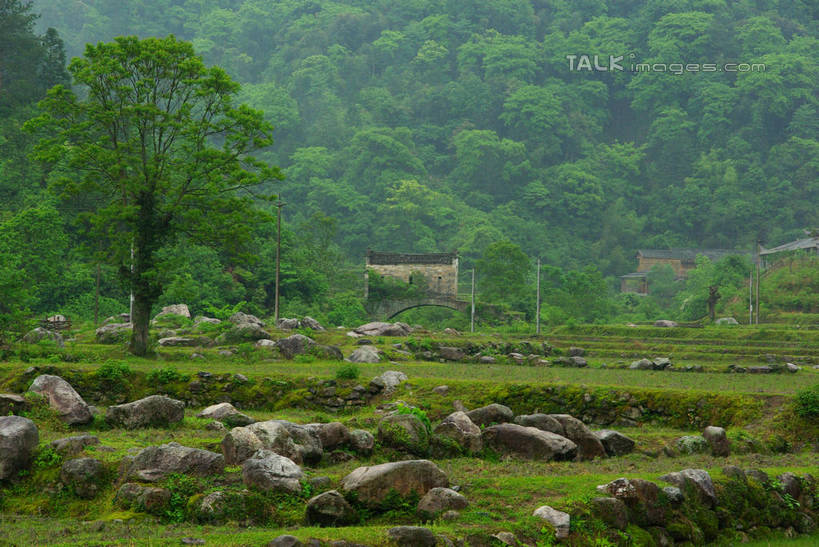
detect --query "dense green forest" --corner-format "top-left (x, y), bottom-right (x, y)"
top-left (1, 0), bottom-right (817, 331)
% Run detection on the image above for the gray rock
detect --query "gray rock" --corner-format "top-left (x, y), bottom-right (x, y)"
top-left (662, 486), bottom-right (684, 505)
top-left (157, 336), bottom-right (212, 347)
top-left (270, 420), bottom-right (324, 465)
top-left (417, 487), bottom-right (468, 516)
top-left (348, 429), bottom-right (375, 456)
top-left (229, 312), bottom-right (265, 328)
top-left (378, 414), bottom-right (429, 455)
top-left (652, 357), bottom-right (671, 369)
top-left (629, 359), bottom-right (653, 370)
top-left (748, 365), bottom-right (772, 374)
top-left (778, 472), bottom-right (802, 500)
top-left (533, 505), bottom-right (570, 539)
top-left (276, 318), bottom-right (301, 330)
top-left (50, 434), bottom-right (100, 456)
top-left (438, 347), bottom-right (466, 361)
top-left (370, 370), bottom-right (407, 391)
top-left (95, 322), bottom-right (132, 344)
top-left (154, 304), bottom-right (190, 319)
top-left (116, 483), bottom-right (171, 514)
top-left (569, 347), bottom-right (585, 357)
top-left (478, 355), bottom-right (497, 364)
top-left (276, 334), bottom-right (316, 359)
top-left (492, 532), bottom-right (518, 545)
top-left (268, 535), bottom-right (302, 547)
top-left (702, 426), bottom-right (730, 457)
top-left (434, 411), bottom-right (482, 454)
top-left (595, 430), bottom-right (636, 457)
top-left (654, 320), bottom-right (677, 327)
top-left (353, 321), bottom-right (412, 337)
top-left (660, 469), bottom-right (717, 507)
top-left (570, 356), bottom-right (588, 367)
top-left (340, 460), bottom-right (448, 505)
top-left (514, 414), bottom-right (564, 435)
top-left (548, 414), bottom-right (607, 460)
top-left (29, 375), bottom-right (93, 425)
top-left (242, 449), bottom-right (303, 493)
top-left (598, 477), bottom-right (666, 527)
top-left (197, 402), bottom-right (254, 427)
top-left (301, 316), bottom-right (325, 331)
top-left (313, 344), bottom-right (344, 360)
top-left (305, 422), bottom-right (350, 451)
top-left (23, 327), bottom-right (64, 346)
top-left (105, 395), bottom-right (184, 429)
top-left (194, 316), bottom-right (221, 325)
top-left (221, 425), bottom-right (264, 465)
top-left (674, 435), bottom-right (709, 455)
top-left (387, 526), bottom-right (437, 547)
top-left (786, 362), bottom-right (800, 373)
top-left (745, 468), bottom-right (770, 485)
top-left (466, 403), bottom-right (514, 427)
top-left (61, 457), bottom-right (105, 499)
top-left (0, 416), bottom-right (39, 479)
top-left (481, 424), bottom-right (577, 461)
top-left (432, 385), bottom-right (449, 395)
top-left (0, 393), bottom-right (29, 416)
top-left (592, 497), bottom-right (628, 530)
top-left (305, 490), bottom-right (358, 527)
top-left (348, 346), bottom-right (381, 363)
top-left (128, 442), bottom-right (224, 481)
top-left (716, 317), bottom-right (739, 325)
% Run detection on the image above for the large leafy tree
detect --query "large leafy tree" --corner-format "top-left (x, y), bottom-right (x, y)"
top-left (28, 35), bottom-right (281, 355)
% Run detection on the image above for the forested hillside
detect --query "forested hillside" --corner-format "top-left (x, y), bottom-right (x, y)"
top-left (1, 0), bottom-right (817, 326)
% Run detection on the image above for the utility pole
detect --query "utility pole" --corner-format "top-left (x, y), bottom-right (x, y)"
top-left (95, 262), bottom-right (100, 327)
top-left (470, 268), bottom-right (475, 333)
top-left (755, 241), bottom-right (760, 325)
top-left (536, 258), bottom-right (541, 335)
top-left (129, 243), bottom-right (134, 323)
top-left (274, 200), bottom-right (286, 323)
top-left (748, 269), bottom-right (753, 325)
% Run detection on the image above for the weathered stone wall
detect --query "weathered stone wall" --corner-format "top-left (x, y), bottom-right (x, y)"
top-left (367, 263), bottom-right (458, 297)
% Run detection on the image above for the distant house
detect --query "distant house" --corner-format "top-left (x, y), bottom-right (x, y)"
top-left (620, 249), bottom-right (744, 295)
top-left (759, 235), bottom-right (819, 265)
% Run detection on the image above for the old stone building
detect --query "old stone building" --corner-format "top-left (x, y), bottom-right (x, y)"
top-left (364, 250), bottom-right (459, 299)
top-left (621, 249), bottom-right (743, 295)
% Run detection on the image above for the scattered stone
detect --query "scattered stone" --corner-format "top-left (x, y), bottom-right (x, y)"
top-left (514, 414), bottom-right (564, 435)
top-left (50, 434), bottom-right (100, 456)
top-left (478, 355), bottom-right (496, 364)
top-left (353, 321), bottom-right (412, 337)
top-left (268, 535), bottom-right (302, 547)
top-left (387, 526), bottom-right (437, 547)
top-left (439, 347), bottom-right (466, 361)
top-left (652, 357), bottom-right (671, 370)
top-left (674, 435), bottom-right (710, 455)
top-left (654, 320), bottom-right (677, 327)
top-left (348, 346), bottom-right (381, 363)
top-left (356, 338), bottom-right (374, 345)
top-left (348, 429), bottom-right (375, 456)
top-left (242, 449), bottom-right (303, 494)
top-left (370, 370), bottom-right (408, 392)
top-left (105, 395), bottom-right (185, 429)
top-left (23, 327), bottom-right (64, 346)
top-left (629, 359), bottom-right (653, 370)
top-left (481, 424), bottom-right (577, 461)
top-left (417, 487), bottom-right (468, 516)
top-left (276, 318), bottom-right (301, 330)
top-left (595, 430), bottom-right (636, 457)
top-left (569, 347), bottom-right (586, 357)
top-left (29, 375), bottom-right (93, 425)
top-left (591, 497), bottom-right (628, 530)
top-left (255, 339), bottom-right (277, 348)
top-left (432, 385), bottom-right (449, 395)
top-left (466, 403), bottom-right (514, 427)
top-left (702, 426), bottom-right (730, 457)
top-left (598, 478), bottom-right (666, 527)
top-left (533, 505), bottom-right (570, 539)
top-left (548, 414), bottom-right (606, 460)
top-left (0, 416), bottom-right (39, 479)
top-left (301, 316), bottom-right (325, 331)
top-left (716, 317), bottom-right (739, 325)
top-left (305, 490), bottom-right (358, 527)
top-left (378, 414), bottom-right (430, 455)
top-left (312, 344), bottom-right (344, 360)
top-left (660, 469), bottom-right (717, 507)
top-left (155, 304), bottom-right (191, 319)
top-left (128, 442), bottom-right (224, 481)
top-left (61, 457), bottom-right (105, 499)
top-left (786, 363), bottom-right (800, 373)
top-left (95, 322), bottom-right (132, 344)
top-left (570, 356), bottom-right (588, 367)
top-left (197, 402), bottom-right (254, 427)
top-left (276, 334), bottom-right (316, 359)
top-left (0, 393), bottom-right (29, 416)
top-left (206, 421), bottom-right (226, 432)
top-left (340, 460), bottom-right (448, 505)
top-left (433, 411), bottom-right (482, 454)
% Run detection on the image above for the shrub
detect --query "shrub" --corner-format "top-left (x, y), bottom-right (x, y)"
top-left (395, 403), bottom-right (431, 432)
top-left (794, 384), bottom-right (819, 419)
top-left (336, 363), bottom-right (360, 380)
top-left (147, 367), bottom-right (188, 384)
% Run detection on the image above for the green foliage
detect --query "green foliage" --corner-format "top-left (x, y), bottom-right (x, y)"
top-left (336, 363), bottom-right (360, 380)
top-left (146, 367), bottom-right (188, 385)
top-left (163, 473), bottom-right (200, 524)
top-left (794, 384), bottom-right (819, 420)
top-left (395, 403), bottom-right (431, 432)
top-left (32, 446), bottom-right (62, 470)
top-left (367, 271), bottom-right (426, 302)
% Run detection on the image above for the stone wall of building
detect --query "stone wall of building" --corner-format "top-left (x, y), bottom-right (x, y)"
top-left (365, 252), bottom-right (459, 298)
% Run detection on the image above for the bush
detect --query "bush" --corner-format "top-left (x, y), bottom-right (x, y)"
top-left (395, 403), bottom-right (431, 432)
top-left (794, 384), bottom-right (819, 419)
top-left (336, 363), bottom-right (360, 380)
top-left (147, 367), bottom-right (188, 384)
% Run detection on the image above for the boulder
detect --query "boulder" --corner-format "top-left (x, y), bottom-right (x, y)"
top-left (197, 402), bottom-right (254, 427)
top-left (660, 469), bottom-right (717, 507)
top-left (242, 449), bottom-right (303, 494)
top-left (547, 414), bottom-right (606, 460)
top-left (301, 316), bottom-right (325, 331)
top-left (433, 411), bottom-right (482, 454)
top-left (591, 497), bottom-right (628, 530)
top-left (716, 317), bottom-right (739, 325)
top-left (674, 435), bottom-right (709, 455)
top-left (353, 321), bottom-right (412, 337)
top-left (654, 320), bottom-right (677, 327)
top-left (478, 355), bottom-right (496, 364)
top-left (256, 339), bottom-right (277, 348)
top-left (652, 357), bottom-right (671, 370)
top-left (438, 347), bottom-right (466, 361)
top-left (116, 483), bottom-right (171, 514)
top-left (348, 429), bottom-right (375, 456)
top-left (28, 375), bottom-right (93, 425)
top-left (443, 328), bottom-right (460, 336)
top-left (629, 359), bottom-right (653, 370)
top-left (594, 430), bottom-right (636, 457)
top-left (276, 318), bottom-right (301, 330)
top-left (432, 385), bottom-right (449, 395)
top-left (229, 312), bottom-right (265, 328)
top-left (378, 414), bottom-right (430, 455)
top-left (95, 322), bottom-right (132, 344)
top-left (370, 370), bottom-right (408, 392)
top-left (348, 346), bottom-right (380, 363)
top-left (417, 487), bottom-right (468, 516)
top-left (276, 334), bottom-right (316, 359)
top-left (194, 316), bottom-right (221, 325)
top-left (129, 442), bottom-right (224, 481)
top-left (305, 490), bottom-right (358, 527)
top-left (313, 345), bottom-right (344, 360)
top-left (0, 393), bottom-right (29, 416)
top-left (23, 327), bottom-right (64, 346)
top-left (217, 313), bottom-right (269, 342)
top-left (481, 424), bottom-right (577, 461)
top-left (106, 395), bottom-right (184, 429)
top-left (340, 460), bottom-right (448, 505)
top-left (0, 416), bottom-right (39, 479)
top-left (154, 304), bottom-right (190, 319)
top-left (270, 420), bottom-right (324, 465)
top-left (269, 536), bottom-right (302, 547)
top-left (157, 336), bottom-right (212, 347)
top-left (786, 362), bottom-right (800, 373)
top-left (221, 426), bottom-right (264, 465)
top-left (514, 414), bottom-right (564, 435)
top-left (61, 457), bottom-right (106, 499)
top-left (748, 365), bottom-right (773, 374)
top-left (50, 434), bottom-right (100, 457)
top-left (466, 403), bottom-right (514, 427)
top-left (387, 526), bottom-right (437, 547)
top-left (598, 478), bottom-right (666, 527)
top-left (245, 421), bottom-right (302, 463)
top-left (305, 422), bottom-right (350, 451)
top-left (777, 472), bottom-right (802, 500)
top-left (533, 506), bottom-right (570, 539)
top-left (702, 426), bottom-right (730, 457)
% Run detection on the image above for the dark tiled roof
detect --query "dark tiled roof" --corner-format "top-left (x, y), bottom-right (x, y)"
top-left (760, 237), bottom-right (819, 256)
top-left (367, 250), bottom-right (458, 265)
top-left (637, 249), bottom-right (745, 261)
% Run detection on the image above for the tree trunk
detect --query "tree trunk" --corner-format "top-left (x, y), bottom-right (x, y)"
top-left (128, 191), bottom-right (163, 357)
top-left (130, 289), bottom-right (152, 356)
